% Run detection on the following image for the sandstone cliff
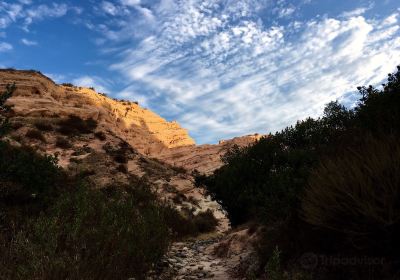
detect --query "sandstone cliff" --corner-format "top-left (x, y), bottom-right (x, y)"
top-left (0, 70), bottom-right (195, 155)
top-left (0, 69), bottom-right (262, 278)
top-left (156, 134), bottom-right (263, 174)
top-left (0, 69), bottom-right (262, 175)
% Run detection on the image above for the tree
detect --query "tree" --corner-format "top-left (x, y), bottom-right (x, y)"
top-left (0, 83), bottom-right (16, 136)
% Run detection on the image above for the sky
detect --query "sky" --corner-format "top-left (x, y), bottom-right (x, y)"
top-left (0, 0), bottom-right (399, 144)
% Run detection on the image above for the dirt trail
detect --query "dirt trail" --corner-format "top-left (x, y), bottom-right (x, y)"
top-left (160, 238), bottom-right (233, 279)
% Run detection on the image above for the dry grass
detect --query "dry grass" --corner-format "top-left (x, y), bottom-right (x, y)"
top-left (302, 136), bottom-right (400, 236)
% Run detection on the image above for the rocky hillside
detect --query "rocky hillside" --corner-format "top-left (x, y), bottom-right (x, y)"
top-left (0, 69), bottom-right (262, 278)
top-left (157, 134), bottom-right (263, 174)
top-left (0, 70), bottom-right (261, 174)
top-left (0, 69), bottom-right (228, 229)
top-left (0, 70), bottom-right (195, 154)
top-left (0, 69), bottom-right (262, 229)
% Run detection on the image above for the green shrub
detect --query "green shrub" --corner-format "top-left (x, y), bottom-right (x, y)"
top-left (1, 185), bottom-right (171, 280)
top-left (265, 246), bottom-right (284, 280)
top-left (0, 83), bottom-right (15, 110)
top-left (0, 141), bottom-right (62, 203)
top-left (26, 129), bottom-right (46, 142)
top-left (356, 66), bottom-right (400, 137)
top-left (57, 116), bottom-right (98, 136)
top-left (0, 83), bottom-right (16, 136)
top-left (198, 66), bottom-right (400, 279)
top-left (302, 136), bottom-right (400, 257)
top-left (163, 206), bottom-right (198, 237)
top-left (163, 207), bottom-right (218, 238)
top-left (201, 117), bottom-right (342, 226)
top-left (61, 83), bottom-right (75, 87)
top-left (0, 141), bottom-right (65, 237)
top-left (193, 209), bottom-right (219, 233)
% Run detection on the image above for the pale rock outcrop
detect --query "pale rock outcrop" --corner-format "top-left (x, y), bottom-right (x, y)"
top-left (0, 70), bottom-right (195, 156)
top-left (0, 70), bottom-right (263, 175)
top-left (156, 134), bottom-right (263, 174)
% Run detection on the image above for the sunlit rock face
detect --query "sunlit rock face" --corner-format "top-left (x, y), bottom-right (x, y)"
top-left (1, 69), bottom-right (263, 175)
top-left (156, 134), bottom-right (264, 174)
top-left (0, 69), bottom-right (195, 156)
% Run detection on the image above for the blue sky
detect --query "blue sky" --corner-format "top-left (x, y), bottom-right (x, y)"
top-left (1, 0), bottom-right (399, 144)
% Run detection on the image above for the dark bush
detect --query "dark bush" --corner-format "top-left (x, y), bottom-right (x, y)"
top-left (163, 206), bottom-right (198, 237)
top-left (114, 153), bottom-right (128, 164)
top-left (116, 164), bottom-right (128, 174)
top-left (103, 141), bottom-right (133, 164)
top-left (94, 131), bottom-right (107, 141)
top-left (355, 66), bottom-right (400, 136)
top-left (34, 120), bottom-right (53, 131)
top-left (25, 129), bottom-right (46, 142)
top-left (0, 141), bottom-right (62, 201)
top-left (171, 165), bottom-right (187, 174)
top-left (10, 121), bottom-right (24, 130)
top-left (172, 193), bottom-right (186, 204)
top-left (61, 83), bottom-right (75, 87)
top-left (0, 141), bottom-right (65, 235)
top-left (0, 142), bottom-right (180, 279)
top-left (202, 114), bottom-right (347, 225)
top-left (57, 116), bottom-right (98, 136)
top-left (302, 136), bottom-right (400, 258)
top-left (55, 136), bottom-right (72, 149)
top-left (193, 209), bottom-right (219, 233)
top-left (0, 83), bottom-right (15, 111)
top-left (200, 66), bottom-right (400, 279)
top-left (0, 83), bottom-right (16, 136)
top-left (1, 185), bottom-right (171, 280)
top-left (163, 207), bottom-right (218, 238)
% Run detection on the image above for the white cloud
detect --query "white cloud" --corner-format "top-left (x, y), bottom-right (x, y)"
top-left (0, 42), bottom-right (12, 52)
top-left (101, 1), bottom-right (118, 16)
top-left (382, 13), bottom-right (398, 26)
top-left (18, 0), bottom-right (32, 5)
top-left (340, 7), bottom-right (369, 18)
top-left (45, 73), bottom-right (66, 83)
top-left (120, 0), bottom-right (141, 7)
top-left (105, 1), bottom-right (400, 143)
top-left (0, 2), bottom-right (24, 28)
top-left (279, 6), bottom-right (296, 18)
top-left (21, 38), bottom-right (37, 46)
top-left (72, 76), bottom-right (111, 93)
top-left (340, 2), bottom-right (375, 19)
top-left (0, 2), bottom-right (81, 31)
top-left (24, 3), bottom-right (69, 27)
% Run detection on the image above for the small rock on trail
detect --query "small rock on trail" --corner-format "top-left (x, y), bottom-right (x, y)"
top-left (157, 238), bottom-right (233, 280)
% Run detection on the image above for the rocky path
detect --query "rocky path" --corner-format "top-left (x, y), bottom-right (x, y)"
top-left (158, 238), bottom-right (233, 280)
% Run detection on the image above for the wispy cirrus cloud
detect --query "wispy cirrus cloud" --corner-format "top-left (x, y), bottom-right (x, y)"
top-left (21, 38), bottom-right (37, 46)
top-left (2, 0), bottom-right (400, 144)
top-left (0, 41), bottom-right (12, 52)
top-left (0, 1), bottom-right (81, 31)
top-left (72, 76), bottom-right (112, 94)
top-left (93, 0), bottom-right (400, 143)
